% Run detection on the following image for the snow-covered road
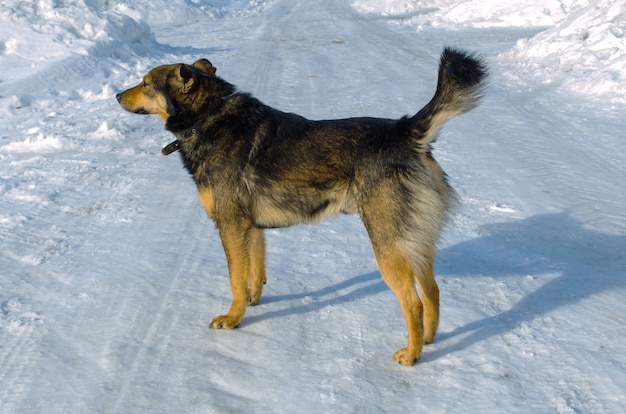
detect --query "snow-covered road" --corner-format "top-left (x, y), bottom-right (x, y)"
top-left (1, 0), bottom-right (625, 412)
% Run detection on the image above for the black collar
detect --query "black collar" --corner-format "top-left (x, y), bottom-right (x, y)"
top-left (161, 127), bottom-right (197, 156)
top-left (161, 140), bottom-right (180, 156)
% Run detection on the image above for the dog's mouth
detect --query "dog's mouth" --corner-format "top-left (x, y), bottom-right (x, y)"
top-left (116, 92), bottom-right (152, 115)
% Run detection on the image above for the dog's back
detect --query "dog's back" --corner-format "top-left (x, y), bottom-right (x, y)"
top-left (241, 48), bottom-right (486, 230)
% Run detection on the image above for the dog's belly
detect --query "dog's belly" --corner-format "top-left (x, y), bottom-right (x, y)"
top-left (251, 181), bottom-right (357, 228)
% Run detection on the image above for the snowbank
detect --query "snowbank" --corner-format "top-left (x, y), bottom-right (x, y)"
top-left (0, 0), bottom-right (153, 84)
top-left (502, 0), bottom-right (626, 104)
top-left (351, 0), bottom-right (576, 28)
top-left (0, 0), bottom-right (267, 85)
top-left (352, 0), bottom-right (626, 103)
top-left (3, 0), bottom-right (623, 102)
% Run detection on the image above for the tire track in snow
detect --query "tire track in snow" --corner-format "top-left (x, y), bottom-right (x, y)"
top-left (0, 300), bottom-right (43, 414)
top-left (105, 178), bottom-right (216, 412)
top-left (457, 85), bottom-right (626, 234)
top-left (227, 0), bottom-right (439, 119)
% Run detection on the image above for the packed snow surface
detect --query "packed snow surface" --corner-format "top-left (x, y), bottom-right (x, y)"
top-left (1, 0), bottom-right (625, 412)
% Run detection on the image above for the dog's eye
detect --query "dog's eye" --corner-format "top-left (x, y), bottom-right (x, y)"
top-left (142, 81), bottom-right (149, 88)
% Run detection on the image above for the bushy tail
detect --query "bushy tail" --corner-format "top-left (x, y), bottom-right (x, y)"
top-left (411, 47), bottom-right (487, 147)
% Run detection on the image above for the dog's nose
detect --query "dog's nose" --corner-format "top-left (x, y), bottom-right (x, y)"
top-left (115, 93), bottom-right (123, 103)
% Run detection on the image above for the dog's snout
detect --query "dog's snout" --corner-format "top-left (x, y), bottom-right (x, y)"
top-left (115, 92), bottom-right (123, 103)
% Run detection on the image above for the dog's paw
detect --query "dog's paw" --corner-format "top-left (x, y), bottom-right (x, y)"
top-left (248, 278), bottom-right (266, 306)
top-left (423, 335), bottom-right (436, 345)
top-left (393, 348), bottom-right (420, 366)
top-left (209, 315), bottom-right (240, 329)
top-left (248, 289), bottom-right (263, 306)
top-left (248, 296), bottom-right (261, 306)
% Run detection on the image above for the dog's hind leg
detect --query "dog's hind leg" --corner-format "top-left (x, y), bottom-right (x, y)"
top-left (360, 181), bottom-right (447, 365)
top-left (414, 253), bottom-right (439, 344)
top-left (210, 221), bottom-right (252, 329)
top-left (248, 227), bottom-right (266, 306)
top-left (373, 245), bottom-right (423, 365)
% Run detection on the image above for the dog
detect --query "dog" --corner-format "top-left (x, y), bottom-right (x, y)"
top-left (117, 47), bottom-right (486, 365)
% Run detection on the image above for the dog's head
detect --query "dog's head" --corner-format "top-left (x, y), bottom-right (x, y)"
top-left (116, 59), bottom-right (219, 122)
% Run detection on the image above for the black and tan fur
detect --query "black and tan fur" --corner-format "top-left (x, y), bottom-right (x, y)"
top-left (117, 48), bottom-right (486, 365)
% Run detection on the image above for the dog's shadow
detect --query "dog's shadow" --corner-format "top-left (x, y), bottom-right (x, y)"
top-left (431, 211), bottom-right (626, 358)
top-left (244, 271), bottom-right (389, 326)
top-left (245, 211), bottom-right (626, 357)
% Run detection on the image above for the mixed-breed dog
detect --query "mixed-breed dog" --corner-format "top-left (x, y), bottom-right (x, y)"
top-left (117, 47), bottom-right (487, 365)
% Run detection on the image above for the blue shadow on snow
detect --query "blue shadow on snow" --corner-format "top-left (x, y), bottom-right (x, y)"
top-left (243, 211), bottom-right (625, 357)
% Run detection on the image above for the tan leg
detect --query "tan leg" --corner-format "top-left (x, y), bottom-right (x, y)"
top-left (375, 246), bottom-right (423, 366)
top-left (209, 222), bottom-right (251, 329)
top-left (248, 227), bottom-right (266, 306)
top-left (415, 256), bottom-right (439, 344)
top-left (198, 188), bottom-right (214, 218)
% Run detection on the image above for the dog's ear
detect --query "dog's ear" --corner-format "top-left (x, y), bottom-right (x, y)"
top-left (177, 64), bottom-right (197, 93)
top-left (193, 59), bottom-right (217, 75)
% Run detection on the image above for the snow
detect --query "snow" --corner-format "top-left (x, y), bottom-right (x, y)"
top-left (354, 0), bottom-right (626, 103)
top-left (1, 0), bottom-right (625, 412)
top-left (502, 0), bottom-right (626, 104)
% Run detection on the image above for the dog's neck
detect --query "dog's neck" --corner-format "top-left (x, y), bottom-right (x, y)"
top-left (165, 110), bottom-right (201, 134)
top-left (165, 90), bottom-right (237, 131)
top-left (161, 92), bottom-right (239, 156)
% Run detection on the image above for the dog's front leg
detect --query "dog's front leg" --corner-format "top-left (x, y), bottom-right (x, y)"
top-left (248, 227), bottom-right (266, 306)
top-left (210, 221), bottom-right (252, 329)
